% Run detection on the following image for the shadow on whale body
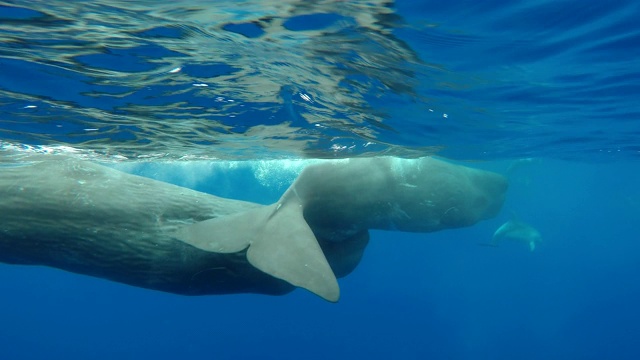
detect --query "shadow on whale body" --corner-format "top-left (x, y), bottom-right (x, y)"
top-left (0, 155), bottom-right (508, 302)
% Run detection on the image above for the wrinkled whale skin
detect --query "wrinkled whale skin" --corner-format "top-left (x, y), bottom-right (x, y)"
top-left (0, 155), bottom-right (294, 296)
top-left (0, 155), bottom-right (507, 300)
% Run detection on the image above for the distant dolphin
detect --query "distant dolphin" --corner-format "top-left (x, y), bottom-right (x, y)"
top-left (0, 154), bottom-right (507, 301)
top-left (491, 217), bottom-right (542, 251)
top-left (505, 157), bottom-right (541, 176)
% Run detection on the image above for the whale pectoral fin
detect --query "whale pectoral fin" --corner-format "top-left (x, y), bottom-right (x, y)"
top-left (175, 203), bottom-right (339, 302)
top-left (529, 241), bottom-right (536, 252)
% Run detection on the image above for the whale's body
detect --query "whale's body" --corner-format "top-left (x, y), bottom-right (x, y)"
top-left (0, 156), bottom-right (293, 296)
top-left (0, 155), bottom-right (507, 301)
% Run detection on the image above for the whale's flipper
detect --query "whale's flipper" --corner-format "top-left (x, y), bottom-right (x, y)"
top-left (175, 201), bottom-right (339, 302)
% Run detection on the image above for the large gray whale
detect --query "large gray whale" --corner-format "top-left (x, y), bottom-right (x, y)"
top-left (0, 155), bottom-right (507, 301)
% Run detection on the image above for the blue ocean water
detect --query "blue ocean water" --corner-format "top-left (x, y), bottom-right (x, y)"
top-left (1, 1), bottom-right (639, 359)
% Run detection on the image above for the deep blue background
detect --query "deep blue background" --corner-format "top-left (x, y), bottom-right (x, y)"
top-left (1, 159), bottom-right (639, 359)
top-left (1, 0), bottom-right (640, 358)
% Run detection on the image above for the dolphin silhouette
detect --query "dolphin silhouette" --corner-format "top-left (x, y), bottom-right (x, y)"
top-left (491, 217), bottom-right (542, 251)
top-left (0, 154), bottom-right (507, 301)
